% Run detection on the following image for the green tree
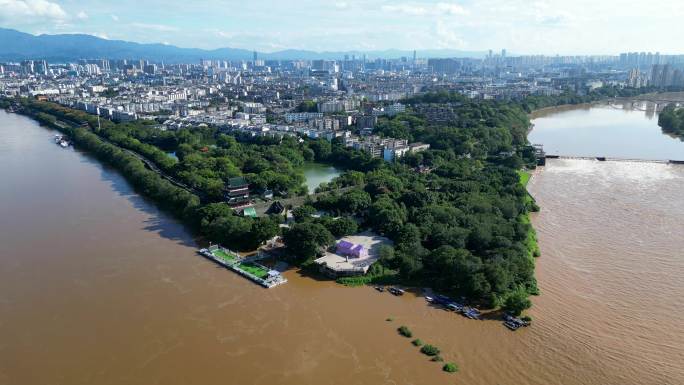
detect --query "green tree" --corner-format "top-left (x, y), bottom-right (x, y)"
top-left (326, 216), bottom-right (358, 237)
top-left (283, 222), bottom-right (334, 262)
top-left (292, 205), bottom-right (316, 222)
top-left (503, 286), bottom-right (532, 316)
top-left (248, 217), bottom-right (280, 248)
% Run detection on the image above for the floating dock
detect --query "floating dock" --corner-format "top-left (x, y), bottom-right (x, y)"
top-left (198, 245), bottom-right (287, 288)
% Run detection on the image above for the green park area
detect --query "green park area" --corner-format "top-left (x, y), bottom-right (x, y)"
top-left (237, 262), bottom-right (269, 279)
top-left (213, 249), bottom-right (238, 264)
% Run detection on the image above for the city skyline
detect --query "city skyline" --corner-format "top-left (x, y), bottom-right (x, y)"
top-left (1, 0), bottom-right (683, 55)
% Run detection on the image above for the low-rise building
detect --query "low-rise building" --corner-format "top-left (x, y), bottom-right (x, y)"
top-left (314, 231), bottom-right (392, 277)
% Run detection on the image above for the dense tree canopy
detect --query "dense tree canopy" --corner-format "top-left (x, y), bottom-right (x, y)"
top-left (282, 222), bottom-right (334, 262)
top-left (658, 104), bottom-right (684, 140)
top-left (8, 90), bottom-right (568, 307)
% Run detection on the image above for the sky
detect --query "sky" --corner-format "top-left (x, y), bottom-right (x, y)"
top-left (0, 0), bottom-right (683, 55)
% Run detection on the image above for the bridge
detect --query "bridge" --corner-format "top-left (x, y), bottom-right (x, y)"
top-left (617, 91), bottom-right (684, 104)
top-left (607, 100), bottom-right (678, 113)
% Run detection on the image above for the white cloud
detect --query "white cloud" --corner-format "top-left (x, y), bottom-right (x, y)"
top-left (436, 3), bottom-right (468, 16)
top-left (382, 2), bottom-right (467, 16)
top-left (110, 14), bottom-right (119, 22)
top-left (205, 28), bottom-right (236, 39)
top-left (0, 0), bottom-right (68, 21)
top-left (433, 19), bottom-right (466, 48)
top-left (130, 22), bottom-right (178, 32)
top-left (91, 32), bottom-right (108, 39)
top-left (334, 1), bottom-right (348, 9)
top-left (76, 10), bottom-right (88, 20)
top-left (382, 4), bottom-right (429, 16)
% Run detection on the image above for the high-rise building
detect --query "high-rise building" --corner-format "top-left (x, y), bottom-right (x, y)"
top-left (428, 58), bottom-right (461, 74)
top-left (253, 50), bottom-right (258, 63)
top-left (20, 60), bottom-right (34, 75)
top-left (35, 60), bottom-right (48, 76)
top-left (143, 64), bottom-right (157, 75)
top-left (650, 64), bottom-right (684, 87)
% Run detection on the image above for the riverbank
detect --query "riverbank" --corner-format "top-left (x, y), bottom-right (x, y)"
top-left (528, 102), bottom-right (600, 119)
top-left (657, 104), bottom-right (684, 141)
top-left (617, 91), bottom-right (684, 103)
top-left (3, 102), bottom-right (201, 226)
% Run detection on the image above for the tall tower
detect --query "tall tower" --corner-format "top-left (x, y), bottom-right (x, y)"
top-left (253, 50), bottom-right (257, 63)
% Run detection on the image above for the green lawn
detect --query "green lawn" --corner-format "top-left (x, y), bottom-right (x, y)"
top-left (517, 170), bottom-right (531, 187)
top-left (213, 249), bottom-right (238, 263)
top-left (517, 170), bottom-right (534, 206)
top-left (517, 169), bottom-right (540, 261)
top-left (237, 262), bottom-right (269, 279)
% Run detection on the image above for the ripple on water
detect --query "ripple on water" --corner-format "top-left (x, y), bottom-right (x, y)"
top-left (528, 159), bottom-right (684, 385)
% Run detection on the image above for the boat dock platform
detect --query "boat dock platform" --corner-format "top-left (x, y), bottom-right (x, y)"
top-left (198, 245), bottom-right (287, 288)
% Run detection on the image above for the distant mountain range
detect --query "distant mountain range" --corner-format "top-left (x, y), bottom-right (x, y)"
top-left (0, 28), bottom-right (486, 63)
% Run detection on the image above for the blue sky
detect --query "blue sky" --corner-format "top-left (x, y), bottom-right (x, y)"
top-left (0, 0), bottom-right (682, 54)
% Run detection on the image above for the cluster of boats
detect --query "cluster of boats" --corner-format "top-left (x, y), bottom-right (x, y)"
top-left (503, 313), bottom-right (530, 331)
top-left (375, 286), bottom-right (406, 296)
top-left (374, 287), bottom-right (530, 331)
top-left (425, 295), bottom-right (482, 320)
top-left (54, 134), bottom-right (70, 148)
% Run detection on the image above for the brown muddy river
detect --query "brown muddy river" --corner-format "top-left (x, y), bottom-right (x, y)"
top-left (1, 108), bottom-right (683, 385)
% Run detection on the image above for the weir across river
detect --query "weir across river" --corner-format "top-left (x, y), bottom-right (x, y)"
top-left (533, 144), bottom-right (684, 165)
top-left (542, 154), bottom-right (684, 165)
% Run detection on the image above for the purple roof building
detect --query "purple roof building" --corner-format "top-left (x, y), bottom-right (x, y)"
top-left (336, 240), bottom-right (367, 258)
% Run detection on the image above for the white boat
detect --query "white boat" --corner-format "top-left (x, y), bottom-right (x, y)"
top-left (59, 140), bottom-right (69, 148)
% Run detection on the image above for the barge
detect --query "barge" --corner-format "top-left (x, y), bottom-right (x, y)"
top-left (199, 246), bottom-right (287, 288)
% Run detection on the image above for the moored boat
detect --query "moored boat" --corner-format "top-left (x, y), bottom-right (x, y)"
top-left (388, 287), bottom-right (405, 296)
top-left (502, 313), bottom-right (529, 329)
top-left (462, 307), bottom-right (481, 319)
top-left (504, 320), bottom-right (521, 330)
